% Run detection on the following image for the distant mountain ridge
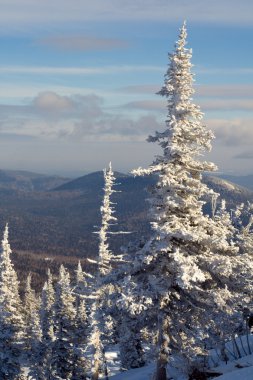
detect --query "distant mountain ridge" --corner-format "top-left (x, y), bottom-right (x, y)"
top-left (217, 174), bottom-right (253, 191)
top-left (53, 170), bottom-right (253, 205)
top-left (1, 168), bottom-right (253, 196)
top-left (0, 169), bottom-right (70, 191)
top-left (0, 169), bottom-right (252, 290)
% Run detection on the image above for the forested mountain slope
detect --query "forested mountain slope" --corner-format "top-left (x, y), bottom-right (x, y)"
top-left (0, 170), bottom-right (251, 289)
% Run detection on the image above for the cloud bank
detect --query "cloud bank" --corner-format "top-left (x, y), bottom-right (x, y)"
top-left (0, 0), bottom-right (253, 29)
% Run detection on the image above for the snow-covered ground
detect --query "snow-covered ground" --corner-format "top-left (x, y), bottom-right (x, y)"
top-left (110, 363), bottom-right (253, 380)
top-left (105, 335), bottom-right (253, 380)
top-left (107, 358), bottom-right (253, 380)
top-left (109, 363), bottom-right (155, 380)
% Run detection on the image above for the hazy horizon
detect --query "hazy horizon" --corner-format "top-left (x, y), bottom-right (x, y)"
top-left (1, 166), bottom-right (253, 180)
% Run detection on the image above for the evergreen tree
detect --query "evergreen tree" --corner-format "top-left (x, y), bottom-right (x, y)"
top-left (132, 22), bottom-right (253, 379)
top-left (40, 269), bottom-right (55, 344)
top-left (117, 277), bottom-right (146, 370)
top-left (27, 308), bottom-right (44, 380)
top-left (39, 269), bottom-right (55, 379)
top-left (98, 161), bottom-right (118, 276)
top-left (22, 273), bottom-right (45, 379)
top-left (0, 224), bottom-right (24, 380)
top-left (232, 202), bottom-right (253, 254)
top-left (24, 274), bottom-right (40, 354)
top-left (75, 261), bottom-right (88, 295)
top-left (72, 262), bottom-right (89, 380)
top-left (72, 299), bottom-right (89, 380)
top-left (51, 265), bottom-right (76, 380)
top-left (90, 162), bottom-right (119, 380)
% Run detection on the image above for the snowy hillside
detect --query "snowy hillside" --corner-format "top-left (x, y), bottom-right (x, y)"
top-left (105, 335), bottom-right (253, 380)
top-left (108, 360), bottom-right (253, 380)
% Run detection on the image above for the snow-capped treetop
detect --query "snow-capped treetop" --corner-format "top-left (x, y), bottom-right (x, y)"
top-left (24, 273), bottom-right (39, 317)
top-left (75, 261), bottom-right (88, 289)
top-left (55, 265), bottom-right (76, 321)
top-left (232, 202), bottom-right (253, 255)
top-left (0, 223), bottom-right (24, 379)
top-left (1, 223), bottom-right (11, 257)
top-left (0, 223), bottom-right (22, 309)
top-left (133, 21), bottom-right (216, 179)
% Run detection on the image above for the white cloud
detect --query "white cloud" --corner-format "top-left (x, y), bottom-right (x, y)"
top-left (124, 100), bottom-right (165, 111)
top-left (0, 91), bottom-right (162, 142)
top-left (122, 97), bottom-right (253, 112)
top-left (195, 84), bottom-right (253, 98)
top-left (120, 84), bottom-right (253, 98)
top-left (33, 92), bottom-right (74, 112)
top-left (0, 0), bottom-right (252, 28)
top-left (207, 118), bottom-right (253, 146)
top-left (0, 65), bottom-right (163, 75)
top-left (200, 99), bottom-right (253, 111)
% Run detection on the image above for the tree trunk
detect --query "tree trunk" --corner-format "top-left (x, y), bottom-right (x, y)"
top-left (102, 347), bottom-right (109, 380)
top-left (154, 310), bottom-right (170, 380)
top-left (91, 364), bottom-right (99, 380)
top-left (155, 358), bottom-right (167, 380)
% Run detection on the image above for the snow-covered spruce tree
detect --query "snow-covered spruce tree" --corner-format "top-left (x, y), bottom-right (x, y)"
top-left (23, 273), bottom-right (45, 379)
top-left (0, 224), bottom-right (25, 380)
top-left (24, 274), bottom-right (40, 355)
top-left (39, 269), bottom-right (55, 378)
top-left (40, 269), bottom-right (55, 343)
top-left (132, 22), bottom-right (253, 379)
top-left (232, 202), bottom-right (253, 255)
top-left (27, 308), bottom-right (44, 380)
top-left (72, 261), bottom-right (89, 380)
top-left (115, 236), bottom-right (159, 370)
top-left (74, 260), bottom-right (94, 305)
top-left (75, 261), bottom-right (88, 297)
top-left (98, 161), bottom-right (118, 276)
top-left (117, 275), bottom-right (147, 370)
top-left (72, 299), bottom-right (89, 380)
top-left (51, 265), bottom-right (77, 380)
top-left (90, 162), bottom-right (119, 380)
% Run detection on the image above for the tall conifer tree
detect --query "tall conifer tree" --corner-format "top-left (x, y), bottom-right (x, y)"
top-left (0, 224), bottom-right (24, 379)
top-left (90, 162), bottom-right (118, 380)
top-left (132, 22), bottom-right (253, 379)
top-left (39, 269), bottom-right (56, 378)
top-left (51, 265), bottom-right (76, 379)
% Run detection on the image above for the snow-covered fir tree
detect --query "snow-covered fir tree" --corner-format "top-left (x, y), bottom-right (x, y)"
top-left (75, 261), bottom-right (88, 296)
top-left (98, 161), bottom-right (118, 276)
top-left (90, 162), bottom-right (119, 380)
top-left (40, 269), bottom-right (55, 343)
top-left (27, 307), bottom-right (44, 380)
top-left (74, 260), bottom-right (94, 307)
top-left (115, 237), bottom-right (156, 370)
top-left (51, 265), bottom-right (77, 380)
top-left (24, 274), bottom-right (40, 354)
top-left (0, 224), bottom-right (25, 380)
top-left (232, 202), bottom-right (253, 255)
top-left (131, 22), bottom-right (253, 379)
top-left (23, 273), bottom-right (45, 379)
top-left (117, 276), bottom-right (147, 370)
top-left (72, 299), bottom-right (89, 380)
top-left (72, 261), bottom-right (89, 380)
top-left (39, 269), bottom-right (55, 378)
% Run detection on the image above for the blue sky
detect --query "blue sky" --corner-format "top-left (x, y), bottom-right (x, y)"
top-left (0, 0), bottom-right (253, 176)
